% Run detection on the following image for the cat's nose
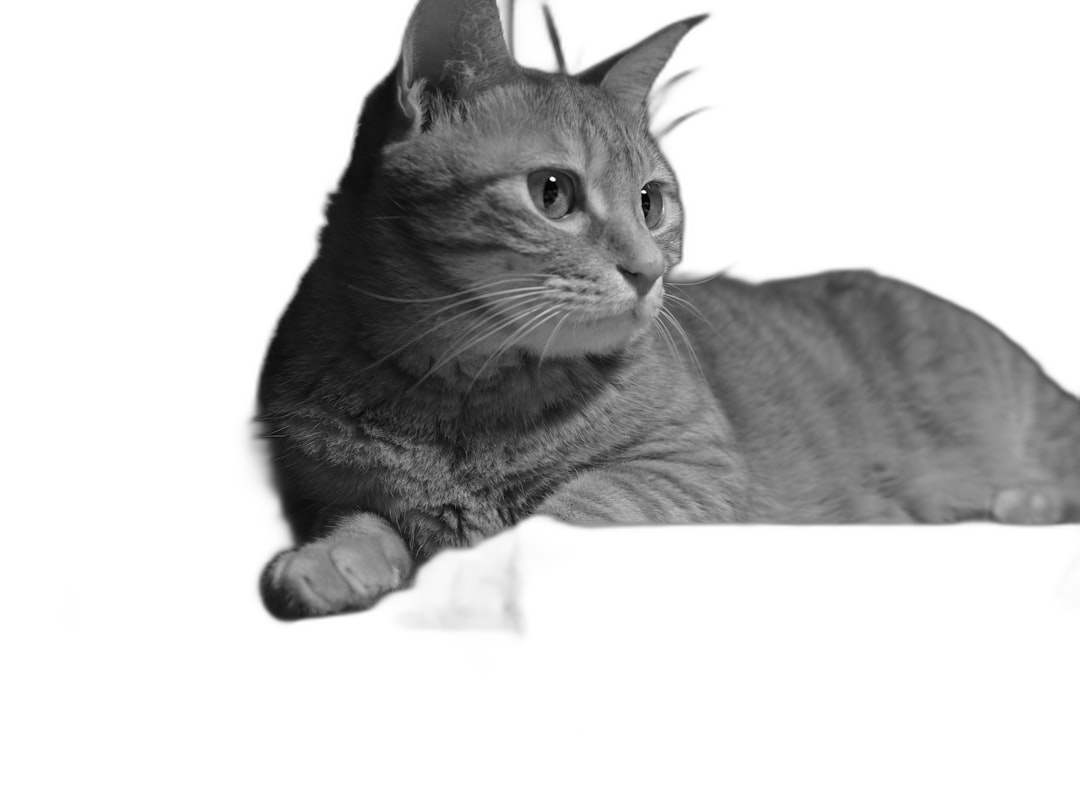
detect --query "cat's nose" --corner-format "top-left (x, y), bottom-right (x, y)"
top-left (617, 253), bottom-right (664, 296)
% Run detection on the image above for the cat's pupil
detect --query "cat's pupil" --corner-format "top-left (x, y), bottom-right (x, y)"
top-left (527, 169), bottom-right (575, 219)
top-left (641, 182), bottom-right (664, 229)
top-left (543, 176), bottom-right (560, 208)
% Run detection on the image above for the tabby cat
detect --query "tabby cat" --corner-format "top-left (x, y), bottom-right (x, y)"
top-left (258, 0), bottom-right (1079, 619)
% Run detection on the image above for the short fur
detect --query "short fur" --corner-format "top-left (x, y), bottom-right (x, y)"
top-left (258, 0), bottom-right (1080, 619)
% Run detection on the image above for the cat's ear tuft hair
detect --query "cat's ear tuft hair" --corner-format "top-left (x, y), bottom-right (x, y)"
top-left (396, 0), bottom-right (516, 133)
top-left (340, 0), bottom-right (513, 190)
top-left (578, 15), bottom-right (706, 112)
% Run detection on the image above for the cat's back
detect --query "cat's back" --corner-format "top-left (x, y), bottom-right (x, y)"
top-left (677, 269), bottom-right (1055, 521)
top-left (682, 268), bottom-right (1020, 413)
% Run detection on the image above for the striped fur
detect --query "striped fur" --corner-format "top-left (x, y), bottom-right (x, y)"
top-left (257, 0), bottom-right (1078, 618)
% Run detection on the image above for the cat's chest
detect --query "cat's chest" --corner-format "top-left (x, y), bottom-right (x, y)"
top-left (345, 417), bottom-right (585, 546)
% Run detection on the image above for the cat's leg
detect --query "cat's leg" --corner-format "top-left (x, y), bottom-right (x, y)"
top-left (990, 373), bottom-right (1080, 524)
top-left (998, 368), bottom-right (1080, 524)
top-left (538, 463), bottom-right (745, 524)
top-left (261, 512), bottom-right (412, 619)
top-left (992, 485), bottom-right (1073, 525)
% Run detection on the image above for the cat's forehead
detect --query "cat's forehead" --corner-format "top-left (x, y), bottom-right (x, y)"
top-left (458, 79), bottom-right (664, 180)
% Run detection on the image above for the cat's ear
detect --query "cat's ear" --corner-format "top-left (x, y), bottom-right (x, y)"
top-left (341, 1), bottom-right (512, 183)
top-left (395, 0), bottom-right (516, 133)
top-left (578, 15), bottom-right (706, 111)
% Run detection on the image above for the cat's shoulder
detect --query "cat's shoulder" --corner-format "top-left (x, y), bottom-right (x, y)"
top-left (752, 269), bottom-right (1011, 373)
top-left (762, 268), bottom-right (897, 298)
top-left (759, 268), bottom-right (953, 316)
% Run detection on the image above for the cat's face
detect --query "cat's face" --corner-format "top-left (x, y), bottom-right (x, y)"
top-left (378, 78), bottom-right (684, 357)
top-left (348, 0), bottom-right (700, 362)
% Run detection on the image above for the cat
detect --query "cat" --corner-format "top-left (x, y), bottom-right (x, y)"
top-left (257, 0), bottom-right (1080, 619)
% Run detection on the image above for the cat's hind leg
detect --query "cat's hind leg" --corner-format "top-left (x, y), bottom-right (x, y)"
top-left (1014, 374), bottom-right (1080, 523)
top-left (261, 513), bottom-right (412, 619)
top-left (992, 485), bottom-right (1074, 524)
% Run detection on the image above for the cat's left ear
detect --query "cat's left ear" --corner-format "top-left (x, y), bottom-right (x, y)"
top-left (578, 15), bottom-right (706, 111)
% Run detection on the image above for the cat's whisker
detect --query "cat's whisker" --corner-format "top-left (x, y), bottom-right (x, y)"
top-left (347, 276), bottom-right (545, 305)
top-left (666, 268), bottom-right (733, 287)
top-left (655, 308), bottom-right (686, 368)
top-left (652, 314), bottom-right (681, 366)
top-left (654, 107), bottom-right (709, 141)
top-left (660, 306), bottom-right (708, 383)
top-left (347, 276), bottom-right (544, 304)
top-left (359, 303), bottom-right (505, 375)
top-left (538, 310), bottom-right (573, 369)
top-left (664, 291), bottom-right (713, 330)
top-left (465, 307), bottom-right (562, 395)
top-left (407, 301), bottom-right (554, 391)
top-left (487, 307), bottom-right (561, 371)
top-left (407, 304), bottom-right (512, 378)
top-left (427, 304), bottom-right (552, 390)
top-left (359, 311), bottom-right (468, 374)
top-left (383, 191), bottom-right (408, 212)
top-left (508, 308), bottom-right (563, 368)
top-left (357, 288), bottom-right (551, 373)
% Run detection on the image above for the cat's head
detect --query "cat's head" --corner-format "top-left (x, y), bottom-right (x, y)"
top-left (332, 0), bottom-right (702, 362)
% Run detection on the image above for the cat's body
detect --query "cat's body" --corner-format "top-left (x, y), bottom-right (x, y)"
top-left (258, 0), bottom-right (1079, 618)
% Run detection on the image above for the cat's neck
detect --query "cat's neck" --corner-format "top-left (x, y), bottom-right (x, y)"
top-left (364, 329), bottom-right (640, 431)
top-left (306, 262), bottom-right (642, 431)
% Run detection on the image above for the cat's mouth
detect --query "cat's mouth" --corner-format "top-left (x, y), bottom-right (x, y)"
top-left (515, 300), bottom-right (659, 358)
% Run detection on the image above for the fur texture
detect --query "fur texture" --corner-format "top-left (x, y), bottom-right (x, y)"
top-left (258, 0), bottom-right (1079, 619)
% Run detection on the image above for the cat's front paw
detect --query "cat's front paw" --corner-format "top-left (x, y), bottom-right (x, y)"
top-left (261, 513), bottom-right (413, 619)
top-left (992, 486), bottom-right (1068, 525)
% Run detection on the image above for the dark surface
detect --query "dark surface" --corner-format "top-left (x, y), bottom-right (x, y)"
top-left (164, 3), bottom-right (1075, 669)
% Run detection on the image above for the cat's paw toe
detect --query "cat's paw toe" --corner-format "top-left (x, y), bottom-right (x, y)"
top-left (261, 515), bottom-right (412, 619)
top-left (261, 548), bottom-right (345, 617)
top-left (327, 539), bottom-right (405, 602)
top-left (992, 487), bottom-right (1066, 525)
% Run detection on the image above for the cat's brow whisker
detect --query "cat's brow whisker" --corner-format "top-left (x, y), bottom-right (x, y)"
top-left (654, 107), bottom-right (709, 141)
top-left (541, 4), bottom-right (568, 74)
top-left (649, 69), bottom-right (696, 117)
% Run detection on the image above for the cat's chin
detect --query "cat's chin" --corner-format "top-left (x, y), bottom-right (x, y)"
top-left (519, 309), bottom-right (654, 358)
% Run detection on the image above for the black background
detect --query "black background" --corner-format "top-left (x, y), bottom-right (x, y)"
top-left (183, 1), bottom-right (1071, 665)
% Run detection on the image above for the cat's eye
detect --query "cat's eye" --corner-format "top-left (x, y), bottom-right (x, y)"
top-left (641, 182), bottom-right (665, 229)
top-left (528, 170), bottom-right (576, 219)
